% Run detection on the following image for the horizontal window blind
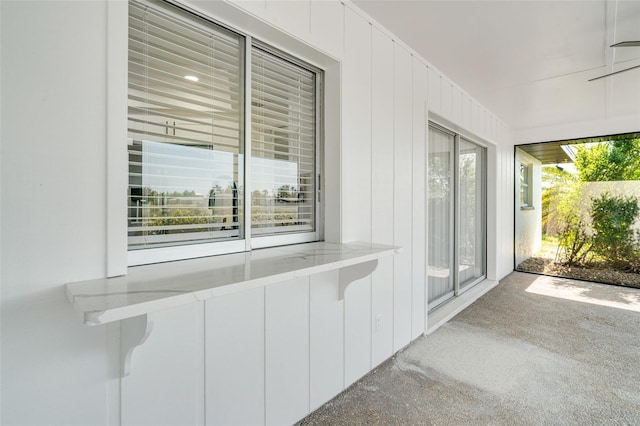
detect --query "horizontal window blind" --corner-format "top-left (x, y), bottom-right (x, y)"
top-left (128, 0), bottom-right (244, 250)
top-left (251, 47), bottom-right (317, 236)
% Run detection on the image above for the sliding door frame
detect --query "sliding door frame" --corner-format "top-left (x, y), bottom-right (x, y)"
top-left (428, 122), bottom-right (487, 310)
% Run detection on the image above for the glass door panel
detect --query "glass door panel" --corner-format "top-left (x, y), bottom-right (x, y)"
top-left (428, 125), bottom-right (487, 309)
top-left (458, 138), bottom-right (486, 290)
top-left (427, 126), bottom-right (455, 306)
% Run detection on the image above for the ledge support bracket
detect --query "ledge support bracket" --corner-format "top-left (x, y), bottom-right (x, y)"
top-left (120, 314), bottom-right (153, 377)
top-left (338, 259), bottom-right (379, 300)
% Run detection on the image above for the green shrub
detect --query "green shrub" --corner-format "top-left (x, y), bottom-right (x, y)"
top-left (553, 182), bottom-right (594, 265)
top-left (557, 215), bottom-right (593, 266)
top-left (590, 193), bottom-right (640, 270)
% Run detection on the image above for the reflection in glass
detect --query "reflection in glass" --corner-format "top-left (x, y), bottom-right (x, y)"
top-left (428, 127), bottom-right (487, 307)
top-left (128, 141), bottom-right (242, 249)
top-left (127, 0), bottom-right (243, 250)
top-left (459, 138), bottom-right (486, 288)
top-left (251, 47), bottom-right (316, 237)
top-left (428, 127), bottom-right (454, 304)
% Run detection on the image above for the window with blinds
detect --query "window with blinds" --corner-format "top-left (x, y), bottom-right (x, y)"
top-left (251, 47), bottom-right (317, 237)
top-left (127, 0), bottom-right (320, 259)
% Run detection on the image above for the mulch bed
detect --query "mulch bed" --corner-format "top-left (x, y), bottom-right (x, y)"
top-left (516, 257), bottom-right (640, 289)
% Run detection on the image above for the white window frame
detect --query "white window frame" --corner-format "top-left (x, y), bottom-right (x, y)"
top-left (116, 0), bottom-right (324, 268)
top-left (520, 162), bottom-right (532, 208)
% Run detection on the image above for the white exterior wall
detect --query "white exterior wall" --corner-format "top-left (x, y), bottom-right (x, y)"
top-left (515, 149), bottom-right (543, 267)
top-left (0, 1), bottom-right (516, 425)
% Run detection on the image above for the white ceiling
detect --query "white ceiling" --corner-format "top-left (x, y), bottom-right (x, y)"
top-left (353, 0), bottom-right (640, 134)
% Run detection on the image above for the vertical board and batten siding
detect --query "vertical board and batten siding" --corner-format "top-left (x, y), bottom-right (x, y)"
top-left (342, 6), bottom-right (374, 387)
top-left (392, 43), bottom-right (414, 352)
top-left (428, 68), bottom-right (442, 115)
top-left (121, 304), bottom-right (204, 426)
top-left (309, 0), bottom-right (344, 59)
top-left (263, 0), bottom-right (310, 40)
top-left (0, 0), bottom-right (517, 425)
top-left (452, 88), bottom-right (462, 125)
top-left (309, 270), bottom-right (344, 411)
top-left (463, 93), bottom-right (473, 130)
top-left (497, 142), bottom-right (516, 278)
top-left (440, 77), bottom-right (453, 121)
top-left (265, 278), bottom-right (310, 425)
top-left (206, 288), bottom-right (265, 425)
top-left (370, 26), bottom-right (395, 367)
top-left (411, 57), bottom-right (428, 338)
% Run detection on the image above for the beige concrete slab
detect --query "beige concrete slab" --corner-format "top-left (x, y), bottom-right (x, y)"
top-left (300, 272), bottom-right (640, 425)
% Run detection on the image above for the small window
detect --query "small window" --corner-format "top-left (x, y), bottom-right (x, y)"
top-left (520, 162), bottom-right (532, 207)
top-left (127, 0), bottom-right (321, 263)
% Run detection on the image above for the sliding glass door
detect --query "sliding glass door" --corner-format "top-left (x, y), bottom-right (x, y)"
top-left (458, 138), bottom-right (486, 289)
top-left (427, 127), bottom-right (455, 306)
top-left (428, 124), bottom-right (486, 309)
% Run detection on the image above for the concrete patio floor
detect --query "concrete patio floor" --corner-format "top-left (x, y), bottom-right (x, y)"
top-left (299, 271), bottom-right (640, 425)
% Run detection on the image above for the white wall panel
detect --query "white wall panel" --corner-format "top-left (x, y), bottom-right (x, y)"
top-left (492, 114), bottom-right (498, 141)
top-left (265, 0), bottom-right (310, 40)
top-left (342, 7), bottom-right (373, 387)
top-left (486, 142), bottom-right (498, 282)
top-left (122, 305), bottom-right (203, 426)
top-left (491, 115), bottom-right (496, 140)
top-left (392, 44), bottom-right (413, 352)
top-left (370, 27), bottom-right (395, 367)
top-left (483, 109), bottom-right (489, 139)
top-left (1, 294), bottom-right (109, 426)
top-left (497, 144), bottom-right (515, 279)
top-left (441, 78), bottom-right (453, 120)
top-left (514, 149), bottom-right (542, 266)
top-left (428, 67), bottom-right (441, 114)
top-left (471, 101), bottom-right (481, 135)
top-left (344, 277), bottom-right (371, 386)
top-left (310, 0), bottom-right (344, 59)
top-left (309, 270), bottom-right (344, 410)
top-left (462, 93), bottom-right (472, 130)
top-left (1, 2), bottom-right (109, 424)
top-left (452, 88), bottom-right (463, 126)
top-left (265, 277), bottom-right (310, 426)
top-left (370, 258), bottom-right (394, 365)
top-left (342, 7), bottom-right (372, 243)
top-left (227, 0), bottom-right (267, 20)
top-left (411, 58), bottom-right (428, 339)
top-left (206, 288), bottom-right (264, 426)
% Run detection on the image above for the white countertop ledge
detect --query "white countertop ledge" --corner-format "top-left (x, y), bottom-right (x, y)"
top-left (66, 241), bottom-right (400, 326)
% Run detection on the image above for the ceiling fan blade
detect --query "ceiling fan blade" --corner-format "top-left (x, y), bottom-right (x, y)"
top-left (588, 64), bottom-right (640, 81)
top-left (610, 41), bottom-right (640, 47)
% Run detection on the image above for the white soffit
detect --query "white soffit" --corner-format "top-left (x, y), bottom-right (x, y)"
top-left (353, 0), bottom-right (640, 133)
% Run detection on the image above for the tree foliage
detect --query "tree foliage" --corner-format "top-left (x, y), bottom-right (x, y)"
top-left (547, 138), bottom-right (640, 269)
top-left (541, 165), bottom-right (576, 235)
top-left (554, 182), bottom-right (594, 266)
top-left (574, 139), bottom-right (640, 181)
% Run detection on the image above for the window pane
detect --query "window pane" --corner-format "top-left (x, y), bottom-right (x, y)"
top-left (459, 138), bottom-right (486, 288)
top-left (428, 126), bottom-right (487, 305)
top-left (427, 127), bottom-right (455, 304)
top-left (520, 163), bottom-right (530, 206)
top-left (251, 47), bottom-right (316, 236)
top-left (127, 0), bottom-right (244, 250)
